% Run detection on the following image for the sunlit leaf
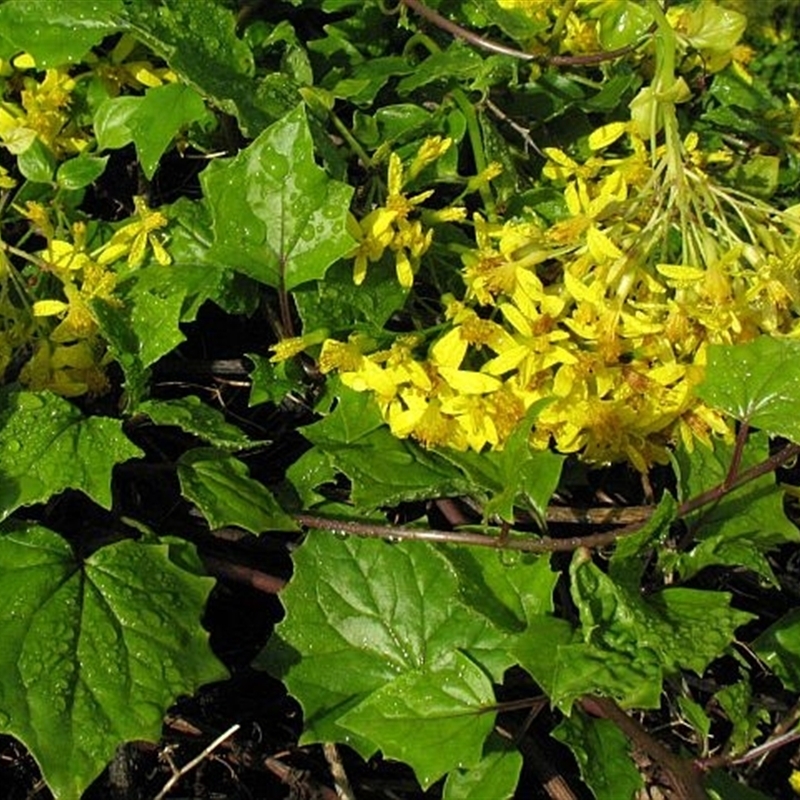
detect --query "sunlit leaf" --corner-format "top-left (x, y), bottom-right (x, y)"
top-left (177, 448), bottom-right (298, 533)
top-left (0, 523), bottom-right (226, 800)
top-left (0, 0), bottom-right (123, 67)
top-left (0, 390), bottom-right (142, 522)
top-left (670, 433), bottom-right (798, 584)
top-left (201, 104), bottom-right (355, 290)
top-left (260, 532), bottom-right (502, 779)
top-left (697, 337), bottom-right (800, 441)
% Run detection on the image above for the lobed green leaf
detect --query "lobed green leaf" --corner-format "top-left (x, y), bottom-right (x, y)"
top-left (0, 523), bottom-right (226, 800)
top-left (201, 105), bottom-right (355, 290)
top-left (0, 390), bottom-right (142, 522)
top-left (177, 448), bottom-right (298, 533)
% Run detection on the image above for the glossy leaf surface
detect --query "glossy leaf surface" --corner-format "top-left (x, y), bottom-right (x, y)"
top-left (0, 524), bottom-right (226, 800)
top-left (0, 390), bottom-right (142, 522)
top-left (202, 105), bottom-right (355, 290)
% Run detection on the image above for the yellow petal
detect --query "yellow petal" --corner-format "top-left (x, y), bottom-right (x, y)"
top-left (438, 366), bottom-right (501, 394)
top-left (430, 327), bottom-right (467, 369)
top-left (656, 263), bottom-right (705, 286)
top-left (395, 249), bottom-right (414, 289)
top-left (33, 299), bottom-right (69, 317)
top-left (587, 226), bottom-right (623, 261)
top-left (151, 236), bottom-right (172, 266)
top-left (588, 121), bottom-right (628, 151)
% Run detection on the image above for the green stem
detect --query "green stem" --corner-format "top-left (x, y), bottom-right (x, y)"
top-left (403, 31), bottom-right (496, 218)
top-left (330, 110), bottom-right (374, 170)
top-left (551, 0), bottom-right (578, 42)
top-left (451, 89), bottom-right (496, 219)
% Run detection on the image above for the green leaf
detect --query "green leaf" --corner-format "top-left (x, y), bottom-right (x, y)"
top-left (552, 712), bottom-right (643, 800)
top-left (177, 448), bottom-right (298, 533)
top-left (715, 679), bottom-right (769, 756)
top-left (247, 353), bottom-right (304, 407)
top-left (163, 197), bottom-right (260, 317)
top-left (331, 56), bottom-right (414, 106)
top-left (122, 0), bottom-right (273, 137)
top-left (137, 397), bottom-right (253, 450)
top-left (597, 2), bottom-right (653, 50)
top-left (547, 639), bottom-right (663, 713)
top-left (442, 738), bottom-right (523, 800)
top-left (56, 154), bottom-right (109, 190)
top-left (571, 552), bottom-right (754, 677)
top-left (437, 546), bottom-right (557, 633)
top-left (0, 390), bottom-right (143, 522)
top-left (117, 266), bottom-right (188, 368)
top-left (89, 298), bottom-right (149, 408)
top-left (397, 41), bottom-right (485, 95)
top-left (201, 105), bottom-right (355, 290)
top-left (338, 652), bottom-right (495, 789)
top-left (696, 336), bottom-right (800, 441)
top-left (678, 695), bottom-right (711, 750)
top-left (126, 82), bottom-right (211, 178)
top-left (0, 523), bottom-right (226, 800)
top-left (260, 532), bottom-right (502, 770)
top-left (293, 257), bottom-right (408, 334)
top-left (670, 433), bottom-right (798, 584)
top-left (0, 0), bottom-right (123, 67)
top-left (609, 492), bottom-right (677, 590)
top-left (299, 384), bottom-right (472, 508)
top-left (752, 609), bottom-right (800, 691)
top-left (532, 550), bottom-right (754, 711)
top-left (17, 138), bottom-right (56, 184)
top-left (93, 95), bottom-right (139, 151)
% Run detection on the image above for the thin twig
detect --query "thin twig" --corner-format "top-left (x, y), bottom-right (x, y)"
top-left (323, 742), bottom-right (357, 800)
top-left (581, 697), bottom-right (706, 800)
top-left (399, 0), bottom-right (644, 66)
top-left (293, 513), bottom-right (640, 553)
top-left (153, 723), bottom-right (240, 800)
top-left (263, 755), bottom-right (340, 800)
top-left (203, 556), bottom-right (287, 594)
top-left (483, 97), bottom-right (545, 157)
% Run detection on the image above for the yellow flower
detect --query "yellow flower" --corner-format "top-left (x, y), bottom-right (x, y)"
top-left (96, 196), bottom-right (171, 268)
top-left (270, 329), bottom-right (329, 362)
top-left (19, 339), bottom-right (109, 397)
top-left (348, 138), bottom-right (454, 287)
top-left (0, 165), bottom-right (16, 189)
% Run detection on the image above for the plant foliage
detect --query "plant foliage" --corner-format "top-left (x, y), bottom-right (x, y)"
top-left (2, 0), bottom-right (800, 798)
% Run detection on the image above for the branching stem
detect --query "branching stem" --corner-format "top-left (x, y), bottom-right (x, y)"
top-left (399, 0), bottom-right (647, 66)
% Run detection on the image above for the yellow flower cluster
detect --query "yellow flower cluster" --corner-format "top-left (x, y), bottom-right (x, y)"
top-left (273, 1), bottom-right (799, 470)
top-left (8, 197), bottom-right (171, 396)
top-left (349, 136), bottom-right (464, 288)
top-left (0, 56), bottom-right (89, 156)
top-left (310, 119), bottom-right (799, 469)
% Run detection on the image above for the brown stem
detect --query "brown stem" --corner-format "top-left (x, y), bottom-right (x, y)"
top-left (293, 513), bottom-right (643, 553)
top-left (399, 0), bottom-right (644, 66)
top-left (697, 728), bottom-right (800, 771)
top-left (724, 421), bottom-right (750, 490)
top-left (203, 556), bottom-right (287, 594)
top-left (677, 442), bottom-right (800, 519)
top-left (581, 697), bottom-right (707, 800)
